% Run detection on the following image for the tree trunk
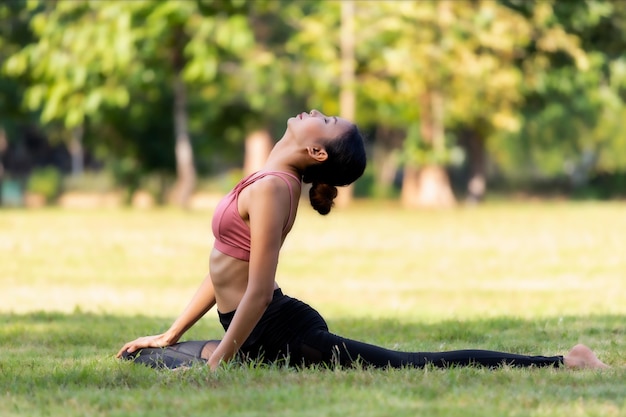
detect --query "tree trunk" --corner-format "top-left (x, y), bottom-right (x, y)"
top-left (402, 165), bottom-right (455, 208)
top-left (371, 126), bottom-right (404, 198)
top-left (171, 71), bottom-right (196, 208)
top-left (401, 89), bottom-right (456, 208)
top-left (170, 26), bottom-right (196, 209)
top-left (243, 129), bottom-right (272, 175)
top-left (69, 125), bottom-right (84, 177)
top-left (463, 129), bottom-right (487, 203)
top-left (0, 127), bottom-right (6, 206)
top-left (372, 141), bottom-right (398, 197)
top-left (336, 0), bottom-right (356, 208)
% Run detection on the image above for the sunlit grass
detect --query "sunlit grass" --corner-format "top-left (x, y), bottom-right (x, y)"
top-left (2, 201), bottom-right (625, 320)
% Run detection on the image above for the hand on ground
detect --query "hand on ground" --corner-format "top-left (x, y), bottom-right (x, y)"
top-left (116, 334), bottom-right (173, 358)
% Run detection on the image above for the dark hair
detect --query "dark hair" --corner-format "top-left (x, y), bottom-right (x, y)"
top-left (302, 124), bottom-right (366, 215)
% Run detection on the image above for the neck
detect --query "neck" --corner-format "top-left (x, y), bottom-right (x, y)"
top-left (260, 136), bottom-right (303, 179)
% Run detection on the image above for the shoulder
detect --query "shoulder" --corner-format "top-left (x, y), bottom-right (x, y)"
top-left (244, 176), bottom-right (292, 230)
top-left (241, 175), bottom-right (292, 218)
top-left (248, 175), bottom-right (291, 198)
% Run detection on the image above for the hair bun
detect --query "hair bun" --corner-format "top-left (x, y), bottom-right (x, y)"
top-left (309, 182), bottom-right (338, 215)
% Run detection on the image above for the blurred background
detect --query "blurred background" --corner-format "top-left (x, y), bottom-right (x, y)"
top-left (1, 0), bottom-right (625, 210)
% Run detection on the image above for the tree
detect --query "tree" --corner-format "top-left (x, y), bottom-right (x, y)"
top-left (284, 1), bottom-right (374, 205)
top-left (493, 0), bottom-right (626, 192)
top-left (237, 0), bottom-right (303, 175)
top-left (4, 0), bottom-right (256, 207)
top-left (0, 0), bottom-right (37, 204)
top-left (135, 0), bottom-right (255, 206)
top-left (353, 0), bottom-right (594, 206)
top-left (4, 1), bottom-right (138, 177)
top-left (336, 0), bottom-right (357, 206)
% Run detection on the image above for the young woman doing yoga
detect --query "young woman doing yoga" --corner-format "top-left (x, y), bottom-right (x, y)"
top-left (116, 110), bottom-right (608, 371)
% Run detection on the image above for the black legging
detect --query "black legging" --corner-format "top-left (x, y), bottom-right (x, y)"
top-left (122, 289), bottom-right (563, 369)
top-left (297, 329), bottom-right (562, 368)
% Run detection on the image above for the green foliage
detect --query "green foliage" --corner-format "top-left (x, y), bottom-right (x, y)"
top-left (2, 0), bottom-right (265, 182)
top-left (284, 1), bottom-right (342, 113)
top-left (3, 0), bottom-right (626, 196)
top-left (5, 0), bottom-right (138, 127)
top-left (400, 122), bottom-right (466, 167)
top-left (25, 166), bottom-right (61, 201)
top-left (0, 0), bottom-right (36, 138)
top-left (62, 170), bottom-right (118, 193)
top-left (353, 165), bottom-right (399, 199)
top-left (489, 0), bottom-right (626, 183)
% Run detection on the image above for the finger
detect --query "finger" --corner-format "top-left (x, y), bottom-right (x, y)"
top-left (116, 345), bottom-right (131, 358)
top-left (116, 341), bottom-right (136, 358)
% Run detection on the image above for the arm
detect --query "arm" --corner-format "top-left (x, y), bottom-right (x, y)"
top-left (165, 272), bottom-right (217, 342)
top-left (116, 272), bottom-right (216, 357)
top-left (207, 178), bottom-right (290, 369)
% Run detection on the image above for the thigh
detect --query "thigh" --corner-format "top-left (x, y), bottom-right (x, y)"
top-left (242, 294), bottom-right (329, 364)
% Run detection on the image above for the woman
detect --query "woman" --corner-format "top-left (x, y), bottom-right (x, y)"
top-left (117, 110), bottom-right (608, 371)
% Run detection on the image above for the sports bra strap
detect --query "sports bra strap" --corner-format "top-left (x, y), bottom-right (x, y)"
top-left (242, 171), bottom-right (301, 226)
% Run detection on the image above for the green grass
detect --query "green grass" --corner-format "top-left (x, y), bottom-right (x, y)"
top-left (1, 201), bottom-right (625, 416)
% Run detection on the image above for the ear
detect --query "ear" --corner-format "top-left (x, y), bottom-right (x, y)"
top-left (306, 146), bottom-right (328, 162)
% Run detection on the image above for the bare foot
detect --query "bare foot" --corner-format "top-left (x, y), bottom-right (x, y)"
top-left (563, 344), bottom-right (609, 369)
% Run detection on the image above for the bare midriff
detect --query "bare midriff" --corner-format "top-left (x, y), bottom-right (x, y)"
top-left (209, 247), bottom-right (279, 314)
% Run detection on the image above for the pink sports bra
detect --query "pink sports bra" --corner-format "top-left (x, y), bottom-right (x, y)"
top-left (211, 171), bottom-right (301, 261)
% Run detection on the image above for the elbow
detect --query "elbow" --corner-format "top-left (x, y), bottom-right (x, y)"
top-left (260, 290), bottom-right (274, 308)
top-left (247, 287), bottom-right (274, 310)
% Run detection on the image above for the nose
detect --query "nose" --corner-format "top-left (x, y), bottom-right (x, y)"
top-left (309, 109), bottom-right (322, 117)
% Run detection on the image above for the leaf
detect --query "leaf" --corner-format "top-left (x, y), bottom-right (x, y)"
top-left (3, 54), bottom-right (27, 76)
top-left (84, 91), bottom-right (103, 113)
top-left (65, 106), bottom-right (84, 128)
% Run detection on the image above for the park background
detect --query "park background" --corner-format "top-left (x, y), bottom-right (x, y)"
top-left (2, 0), bottom-right (626, 208)
top-left (1, 1), bottom-right (625, 416)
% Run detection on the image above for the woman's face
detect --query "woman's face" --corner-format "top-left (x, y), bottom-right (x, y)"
top-left (287, 109), bottom-right (352, 146)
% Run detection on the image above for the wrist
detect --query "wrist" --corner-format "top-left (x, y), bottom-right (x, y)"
top-left (163, 329), bottom-right (181, 345)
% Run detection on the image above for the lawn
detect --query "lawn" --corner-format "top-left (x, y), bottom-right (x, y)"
top-left (1, 201), bottom-right (625, 416)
